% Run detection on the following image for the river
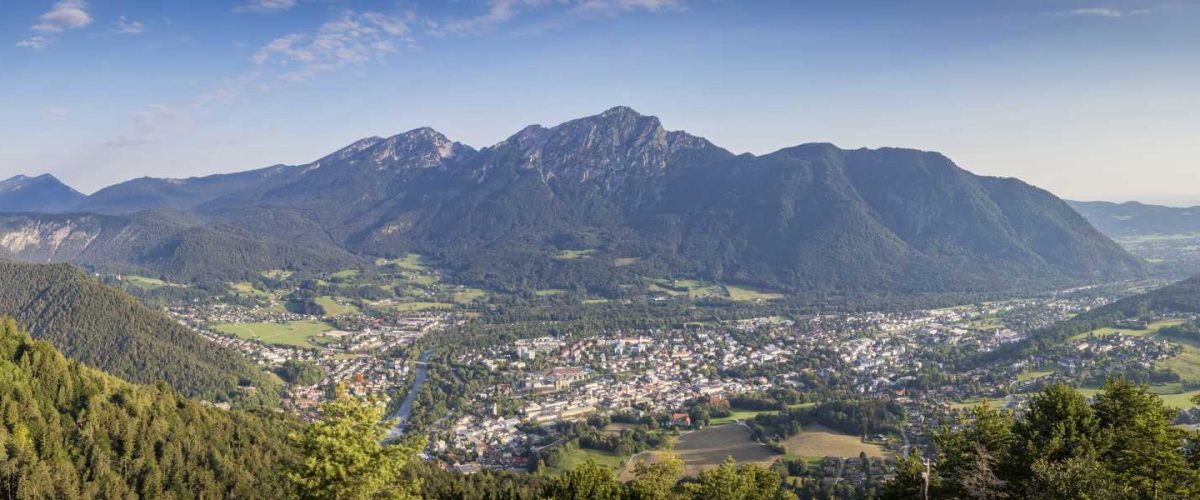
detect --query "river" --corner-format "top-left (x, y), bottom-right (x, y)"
top-left (384, 349), bottom-right (432, 441)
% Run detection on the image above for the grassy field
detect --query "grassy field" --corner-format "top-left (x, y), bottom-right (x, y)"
top-left (1068, 319), bottom-right (1185, 341)
top-left (1156, 332), bottom-right (1200, 382)
top-left (380, 301), bottom-right (454, 312)
top-left (452, 288), bottom-right (487, 304)
top-left (545, 448), bottom-right (627, 475)
top-left (260, 269), bottom-right (293, 280)
top-left (330, 269), bottom-right (360, 279)
top-left (213, 320), bottom-right (333, 348)
top-left (782, 425), bottom-right (890, 459)
top-left (725, 285), bottom-right (785, 302)
top-left (315, 296), bottom-right (359, 316)
top-left (709, 409), bottom-right (776, 426)
top-left (1016, 369), bottom-right (1056, 382)
top-left (618, 451), bottom-right (679, 482)
top-left (535, 289), bottom-right (566, 297)
top-left (123, 275), bottom-right (170, 290)
top-left (229, 281), bottom-right (271, 299)
top-left (376, 253), bottom-right (428, 271)
top-left (673, 424), bottom-right (781, 476)
top-left (554, 249), bottom-right (596, 260)
top-left (614, 257), bottom-right (640, 267)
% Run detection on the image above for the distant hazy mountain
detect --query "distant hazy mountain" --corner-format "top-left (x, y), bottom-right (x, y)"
top-left (0, 174), bottom-right (85, 213)
top-left (0, 107), bottom-right (1144, 293)
top-left (0, 210), bottom-right (359, 282)
top-left (1069, 200), bottom-right (1200, 238)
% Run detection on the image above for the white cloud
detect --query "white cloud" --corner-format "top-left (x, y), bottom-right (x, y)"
top-left (576, 0), bottom-right (682, 14)
top-left (1069, 7), bottom-right (1125, 18)
top-left (113, 16), bottom-right (146, 35)
top-left (235, 0), bottom-right (299, 14)
top-left (17, 0), bottom-right (92, 49)
top-left (253, 10), bottom-right (415, 81)
top-left (432, 0), bottom-right (683, 36)
top-left (32, 0), bottom-right (93, 33)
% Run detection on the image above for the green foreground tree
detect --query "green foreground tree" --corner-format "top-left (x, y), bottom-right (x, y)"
top-left (289, 391), bottom-right (426, 499)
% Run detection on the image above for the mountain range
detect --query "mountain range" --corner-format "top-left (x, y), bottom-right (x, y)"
top-left (0, 107), bottom-right (1144, 293)
top-left (1069, 200), bottom-right (1200, 238)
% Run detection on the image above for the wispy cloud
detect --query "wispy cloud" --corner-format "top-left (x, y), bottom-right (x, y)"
top-left (430, 0), bottom-right (683, 35)
top-left (17, 0), bottom-right (93, 49)
top-left (1044, 5), bottom-right (1163, 19)
top-left (105, 103), bottom-right (177, 149)
top-left (235, 0), bottom-right (299, 14)
top-left (1068, 7), bottom-right (1126, 17)
top-left (253, 10), bottom-right (415, 82)
top-left (113, 16), bottom-right (146, 35)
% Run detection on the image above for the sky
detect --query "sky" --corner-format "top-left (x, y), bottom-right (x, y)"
top-left (2, 1), bottom-right (1198, 204)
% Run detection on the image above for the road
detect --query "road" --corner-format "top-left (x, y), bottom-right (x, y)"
top-left (384, 349), bottom-right (433, 441)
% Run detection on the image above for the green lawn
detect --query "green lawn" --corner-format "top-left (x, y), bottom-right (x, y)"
top-left (315, 296), bottom-right (359, 316)
top-left (376, 253), bottom-right (428, 272)
top-left (535, 289), bottom-right (566, 297)
top-left (710, 409), bottom-right (777, 426)
top-left (546, 448), bottom-right (626, 475)
top-left (123, 275), bottom-right (170, 290)
top-left (260, 269), bottom-right (293, 280)
top-left (229, 281), bottom-right (271, 299)
top-left (382, 301), bottom-right (453, 312)
top-left (213, 320), bottom-right (334, 348)
top-left (725, 285), bottom-right (785, 302)
top-left (1157, 332), bottom-right (1200, 382)
top-left (1017, 369), bottom-right (1056, 382)
top-left (614, 257), bottom-right (640, 267)
top-left (330, 269), bottom-right (360, 280)
top-left (554, 249), bottom-right (596, 260)
top-left (1068, 319), bottom-right (1185, 341)
top-left (452, 288), bottom-right (487, 304)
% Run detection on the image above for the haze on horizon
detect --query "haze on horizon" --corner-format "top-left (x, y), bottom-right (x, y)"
top-left (3, 0), bottom-right (1198, 204)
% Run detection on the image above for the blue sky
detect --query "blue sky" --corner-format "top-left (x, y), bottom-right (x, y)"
top-left (3, 1), bottom-right (1198, 203)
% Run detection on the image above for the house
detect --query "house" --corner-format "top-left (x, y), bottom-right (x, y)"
top-left (670, 413), bottom-right (692, 428)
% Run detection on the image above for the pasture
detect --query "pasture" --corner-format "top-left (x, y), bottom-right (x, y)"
top-left (673, 424), bottom-right (780, 475)
top-left (315, 296), bottom-right (359, 316)
top-left (213, 320), bottom-right (333, 348)
top-left (725, 285), bottom-right (784, 302)
top-left (545, 448), bottom-right (626, 475)
top-left (782, 425), bottom-right (890, 459)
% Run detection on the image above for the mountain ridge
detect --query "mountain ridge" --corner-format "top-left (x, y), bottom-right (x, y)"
top-left (0, 107), bottom-right (1144, 293)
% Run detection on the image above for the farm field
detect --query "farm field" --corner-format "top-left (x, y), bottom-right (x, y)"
top-left (376, 253), bottom-right (428, 271)
top-left (613, 257), bottom-right (640, 267)
top-left (1156, 333), bottom-right (1200, 382)
top-left (545, 448), bottom-right (626, 475)
top-left (213, 320), bottom-right (333, 348)
top-left (1016, 369), bottom-right (1055, 382)
top-left (377, 301), bottom-right (454, 312)
top-left (1067, 319), bottom-right (1185, 341)
top-left (782, 425), bottom-right (890, 460)
top-left (452, 288), bottom-right (487, 304)
top-left (554, 249), bottom-right (596, 260)
top-left (229, 281), bottom-right (271, 299)
top-left (673, 424), bottom-right (780, 475)
top-left (315, 296), bottom-right (359, 316)
top-left (709, 409), bottom-right (776, 426)
top-left (121, 275), bottom-right (172, 290)
top-left (725, 285), bottom-right (784, 302)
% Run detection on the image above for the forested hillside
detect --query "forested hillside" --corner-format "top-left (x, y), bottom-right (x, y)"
top-left (0, 319), bottom-right (297, 498)
top-left (0, 261), bottom-right (278, 405)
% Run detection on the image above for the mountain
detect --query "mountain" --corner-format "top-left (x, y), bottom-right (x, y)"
top-left (1069, 200), bottom-right (1200, 238)
top-left (4, 107), bottom-right (1144, 294)
top-left (0, 261), bottom-right (278, 405)
top-left (0, 210), bottom-right (360, 283)
top-left (0, 174), bottom-right (85, 213)
top-left (0, 319), bottom-right (296, 498)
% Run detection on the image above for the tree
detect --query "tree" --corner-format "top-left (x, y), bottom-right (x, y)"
top-left (1010, 382), bottom-right (1102, 489)
top-left (683, 457), bottom-right (779, 500)
top-left (881, 449), bottom-right (931, 500)
top-left (289, 392), bottom-right (425, 499)
top-left (540, 459), bottom-right (623, 500)
top-left (626, 455), bottom-right (684, 500)
top-left (1092, 377), bottom-right (1196, 498)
